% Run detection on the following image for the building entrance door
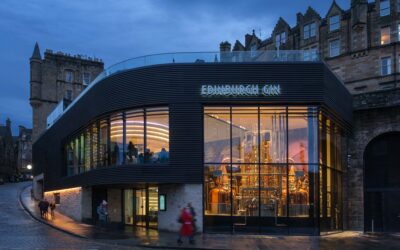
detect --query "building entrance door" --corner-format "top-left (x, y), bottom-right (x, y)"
top-left (364, 132), bottom-right (400, 232)
top-left (124, 186), bottom-right (158, 229)
top-left (135, 189), bottom-right (147, 227)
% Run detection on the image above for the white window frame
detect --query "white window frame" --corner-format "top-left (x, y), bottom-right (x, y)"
top-left (82, 72), bottom-right (91, 85)
top-left (381, 26), bottom-right (391, 45)
top-left (381, 57), bottom-right (392, 76)
top-left (65, 70), bottom-right (74, 83)
top-left (329, 39), bottom-right (340, 57)
top-left (380, 0), bottom-right (390, 17)
top-left (329, 15), bottom-right (340, 32)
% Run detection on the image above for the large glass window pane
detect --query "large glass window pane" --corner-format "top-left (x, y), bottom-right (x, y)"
top-left (99, 119), bottom-right (109, 167)
top-left (110, 113), bottom-right (124, 165)
top-left (84, 128), bottom-right (91, 171)
top-left (146, 107), bottom-right (169, 163)
top-left (91, 123), bottom-right (98, 168)
top-left (66, 141), bottom-right (74, 176)
top-left (204, 107), bottom-right (231, 164)
top-left (288, 163), bottom-right (310, 217)
top-left (78, 136), bottom-right (84, 173)
top-left (232, 164), bottom-right (259, 217)
top-left (204, 164), bottom-right (231, 215)
top-left (231, 107), bottom-right (258, 164)
top-left (288, 107), bottom-right (318, 164)
top-left (260, 107), bottom-right (287, 163)
top-left (125, 109), bottom-right (144, 164)
top-left (260, 165), bottom-right (287, 217)
top-left (124, 189), bottom-right (134, 225)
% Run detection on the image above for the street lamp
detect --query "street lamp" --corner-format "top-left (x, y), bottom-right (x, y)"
top-left (27, 164), bottom-right (32, 170)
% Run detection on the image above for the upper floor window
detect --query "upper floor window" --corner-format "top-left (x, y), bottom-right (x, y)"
top-left (329, 39), bottom-right (340, 57)
top-left (304, 46), bottom-right (318, 61)
top-left (65, 70), bottom-right (74, 83)
top-left (329, 15), bottom-right (340, 32)
top-left (82, 72), bottom-right (91, 85)
top-left (275, 31), bottom-right (286, 47)
top-left (381, 57), bottom-right (392, 75)
top-left (381, 26), bottom-right (391, 45)
top-left (65, 90), bottom-right (72, 100)
top-left (398, 24), bottom-right (400, 41)
top-left (380, 0), bottom-right (390, 16)
top-left (398, 0), bottom-right (400, 12)
top-left (304, 22), bottom-right (317, 39)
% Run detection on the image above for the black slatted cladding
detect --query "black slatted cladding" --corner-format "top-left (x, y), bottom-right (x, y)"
top-left (33, 62), bottom-right (353, 191)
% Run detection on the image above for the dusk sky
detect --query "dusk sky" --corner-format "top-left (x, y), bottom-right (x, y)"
top-left (0, 0), bottom-right (354, 134)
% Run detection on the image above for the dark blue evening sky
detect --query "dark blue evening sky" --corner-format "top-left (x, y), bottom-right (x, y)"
top-left (0, 0), bottom-right (356, 134)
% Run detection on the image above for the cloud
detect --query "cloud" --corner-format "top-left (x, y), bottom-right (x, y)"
top-left (0, 0), bottom-right (350, 133)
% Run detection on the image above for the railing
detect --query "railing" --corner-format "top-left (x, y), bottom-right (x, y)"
top-left (46, 51), bottom-right (320, 128)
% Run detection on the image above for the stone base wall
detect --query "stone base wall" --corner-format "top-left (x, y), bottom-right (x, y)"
top-left (158, 184), bottom-right (203, 232)
top-left (81, 187), bottom-right (92, 221)
top-left (347, 105), bottom-right (400, 230)
top-left (107, 188), bottom-right (122, 223)
top-left (44, 187), bottom-right (82, 221)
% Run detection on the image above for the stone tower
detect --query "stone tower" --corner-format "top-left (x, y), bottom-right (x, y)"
top-left (29, 43), bottom-right (104, 142)
top-left (350, 0), bottom-right (368, 51)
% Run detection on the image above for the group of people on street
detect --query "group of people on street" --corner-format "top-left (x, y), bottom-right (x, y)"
top-left (177, 203), bottom-right (197, 245)
top-left (38, 199), bottom-right (56, 220)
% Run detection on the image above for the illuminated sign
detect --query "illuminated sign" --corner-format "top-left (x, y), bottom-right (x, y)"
top-left (201, 84), bottom-right (281, 97)
top-left (159, 194), bottom-right (166, 211)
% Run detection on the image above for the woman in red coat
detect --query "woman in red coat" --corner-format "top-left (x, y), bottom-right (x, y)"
top-left (177, 207), bottom-right (195, 245)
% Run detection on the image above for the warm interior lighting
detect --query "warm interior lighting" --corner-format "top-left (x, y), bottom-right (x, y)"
top-left (44, 187), bottom-right (81, 195)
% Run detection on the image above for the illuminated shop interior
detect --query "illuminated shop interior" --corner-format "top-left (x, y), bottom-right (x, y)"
top-left (203, 106), bottom-right (345, 233)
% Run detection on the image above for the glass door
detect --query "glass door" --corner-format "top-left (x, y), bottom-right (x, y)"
top-left (148, 187), bottom-right (159, 229)
top-left (135, 189), bottom-right (147, 227)
top-left (124, 189), bottom-right (134, 225)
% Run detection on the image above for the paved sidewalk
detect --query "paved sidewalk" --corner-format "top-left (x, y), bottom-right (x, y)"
top-left (20, 185), bottom-right (400, 250)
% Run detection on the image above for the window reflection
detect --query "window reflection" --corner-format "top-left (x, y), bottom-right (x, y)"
top-left (146, 107), bottom-right (169, 163)
top-left (231, 107), bottom-right (258, 164)
top-left (111, 113), bottom-right (124, 165)
top-left (260, 107), bottom-right (287, 163)
top-left (99, 119), bottom-right (109, 167)
top-left (125, 110), bottom-right (144, 164)
top-left (204, 107), bottom-right (231, 164)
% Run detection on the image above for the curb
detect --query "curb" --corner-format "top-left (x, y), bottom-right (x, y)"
top-left (18, 184), bottom-right (88, 239)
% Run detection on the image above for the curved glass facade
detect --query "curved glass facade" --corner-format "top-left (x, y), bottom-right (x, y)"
top-left (65, 107), bottom-right (169, 176)
top-left (204, 106), bottom-right (345, 234)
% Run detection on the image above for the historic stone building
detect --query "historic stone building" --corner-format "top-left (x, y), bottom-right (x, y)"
top-left (29, 43), bottom-right (104, 142)
top-left (16, 125), bottom-right (32, 177)
top-left (220, 0), bottom-right (400, 232)
top-left (30, 43), bottom-right (104, 198)
top-left (0, 118), bottom-right (17, 181)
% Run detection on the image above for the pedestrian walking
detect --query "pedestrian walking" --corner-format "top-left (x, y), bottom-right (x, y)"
top-left (49, 202), bottom-right (56, 220)
top-left (97, 200), bottom-right (108, 228)
top-left (38, 200), bottom-right (45, 218)
top-left (188, 202), bottom-right (197, 234)
top-left (177, 206), bottom-right (195, 245)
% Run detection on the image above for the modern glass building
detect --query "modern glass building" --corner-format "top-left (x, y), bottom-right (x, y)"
top-left (33, 51), bottom-right (352, 235)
